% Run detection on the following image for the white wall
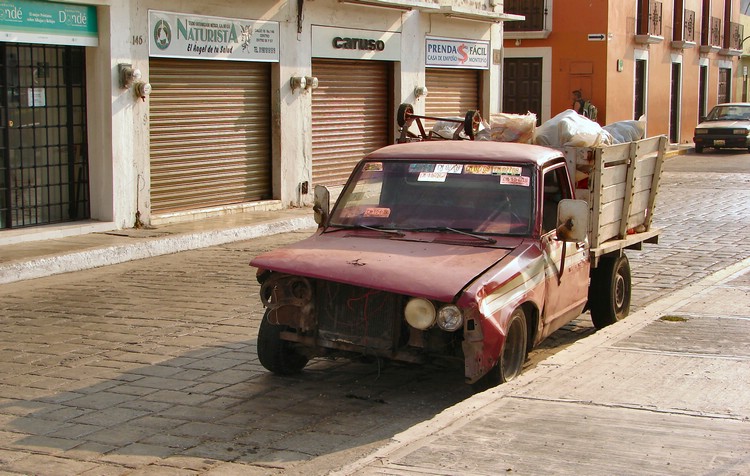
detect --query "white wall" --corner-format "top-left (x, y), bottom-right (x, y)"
top-left (84, 0), bottom-right (502, 228)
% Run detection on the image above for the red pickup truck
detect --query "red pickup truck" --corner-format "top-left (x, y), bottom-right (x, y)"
top-left (251, 116), bottom-right (666, 387)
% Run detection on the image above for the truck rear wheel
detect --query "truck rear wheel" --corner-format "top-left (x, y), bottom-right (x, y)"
top-left (257, 310), bottom-right (309, 375)
top-left (589, 254), bottom-right (631, 329)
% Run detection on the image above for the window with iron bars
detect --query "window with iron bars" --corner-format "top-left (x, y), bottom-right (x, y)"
top-left (726, 21), bottom-right (743, 50)
top-left (637, 0), bottom-right (663, 36)
top-left (674, 8), bottom-right (696, 42)
top-left (504, 0), bottom-right (547, 32)
top-left (702, 16), bottom-right (722, 47)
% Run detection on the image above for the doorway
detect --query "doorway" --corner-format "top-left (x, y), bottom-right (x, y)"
top-left (0, 43), bottom-right (89, 229)
top-left (503, 57), bottom-right (542, 123)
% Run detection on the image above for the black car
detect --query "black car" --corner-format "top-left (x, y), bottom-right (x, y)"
top-left (693, 102), bottom-right (750, 153)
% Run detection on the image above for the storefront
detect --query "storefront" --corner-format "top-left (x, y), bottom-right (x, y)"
top-left (0, 0), bottom-right (97, 230)
top-left (310, 25), bottom-right (400, 187)
top-left (147, 10), bottom-right (279, 216)
top-left (424, 36), bottom-right (488, 123)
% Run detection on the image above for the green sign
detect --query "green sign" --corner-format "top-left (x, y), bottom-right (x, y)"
top-left (0, 0), bottom-right (98, 46)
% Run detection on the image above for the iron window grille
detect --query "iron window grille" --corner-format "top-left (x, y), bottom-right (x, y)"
top-left (637, 0), bottom-right (663, 36)
top-left (504, 0), bottom-right (547, 32)
top-left (0, 44), bottom-right (90, 230)
top-left (727, 21), bottom-right (743, 50)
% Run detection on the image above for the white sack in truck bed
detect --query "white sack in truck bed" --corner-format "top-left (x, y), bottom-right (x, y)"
top-left (534, 110), bottom-right (610, 147)
top-left (534, 110), bottom-right (647, 148)
top-left (482, 112), bottom-right (536, 143)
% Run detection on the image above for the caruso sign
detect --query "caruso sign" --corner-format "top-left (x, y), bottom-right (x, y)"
top-left (313, 26), bottom-right (400, 61)
top-left (425, 36), bottom-right (489, 69)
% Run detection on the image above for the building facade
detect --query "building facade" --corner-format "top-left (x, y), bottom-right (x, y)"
top-left (0, 0), bottom-right (517, 243)
top-left (503, 0), bottom-right (743, 142)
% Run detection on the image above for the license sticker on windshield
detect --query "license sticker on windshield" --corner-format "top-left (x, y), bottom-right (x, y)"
top-left (418, 172), bottom-right (448, 182)
top-left (409, 163), bottom-right (435, 173)
top-left (464, 164), bottom-right (492, 175)
top-left (364, 162), bottom-right (383, 172)
top-left (364, 207), bottom-right (391, 218)
top-left (434, 163), bottom-right (463, 174)
top-left (493, 166), bottom-right (522, 176)
top-left (500, 175), bottom-right (530, 186)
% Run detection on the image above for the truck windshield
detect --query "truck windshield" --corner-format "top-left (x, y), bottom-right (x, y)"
top-left (329, 160), bottom-right (534, 236)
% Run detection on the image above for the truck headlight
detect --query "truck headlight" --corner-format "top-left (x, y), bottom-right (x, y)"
top-left (437, 305), bottom-right (463, 331)
top-left (405, 298), bottom-right (436, 330)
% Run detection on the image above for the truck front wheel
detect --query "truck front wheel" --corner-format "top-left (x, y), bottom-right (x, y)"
top-left (589, 254), bottom-right (632, 329)
top-left (257, 310), bottom-right (309, 375)
top-left (473, 307), bottom-right (528, 391)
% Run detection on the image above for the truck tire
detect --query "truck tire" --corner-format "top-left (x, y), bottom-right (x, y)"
top-left (473, 307), bottom-right (528, 391)
top-left (589, 254), bottom-right (631, 329)
top-left (463, 110), bottom-right (480, 140)
top-left (257, 310), bottom-right (309, 375)
top-left (695, 145), bottom-right (704, 153)
top-left (397, 103), bottom-right (413, 127)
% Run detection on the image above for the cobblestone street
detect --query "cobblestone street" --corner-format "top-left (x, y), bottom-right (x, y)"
top-left (0, 152), bottom-right (749, 475)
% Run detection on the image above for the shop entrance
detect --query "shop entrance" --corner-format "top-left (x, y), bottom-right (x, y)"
top-left (0, 43), bottom-right (89, 229)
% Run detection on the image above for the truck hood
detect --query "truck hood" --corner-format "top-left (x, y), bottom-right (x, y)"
top-left (250, 233), bottom-right (517, 302)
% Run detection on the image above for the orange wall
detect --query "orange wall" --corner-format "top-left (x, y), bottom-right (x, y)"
top-left (504, 0), bottom-right (742, 143)
top-left (505, 1), bottom-right (610, 122)
top-left (553, 2), bottom-right (610, 120)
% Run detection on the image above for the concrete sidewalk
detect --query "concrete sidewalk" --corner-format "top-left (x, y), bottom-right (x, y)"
top-left (0, 207), bottom-right (317, 284)
top-left (335, 256), bottom-right (750, 475)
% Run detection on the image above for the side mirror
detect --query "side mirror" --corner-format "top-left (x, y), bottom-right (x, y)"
top-left (313, 185), bottom-right (330, 226)
top-left (556, 199), bottom-right (589, 242)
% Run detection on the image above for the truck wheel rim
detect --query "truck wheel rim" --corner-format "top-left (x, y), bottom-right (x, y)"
top-left (614, 273), bottom-right (626, 309)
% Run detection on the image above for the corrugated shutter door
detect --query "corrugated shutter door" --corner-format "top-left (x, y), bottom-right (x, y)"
top-left (149, 58), bottom-right (272, 214)
top-left (425, 68), bottom-right (480, 126)
top-left (312, 59), bottom-right (390, 186)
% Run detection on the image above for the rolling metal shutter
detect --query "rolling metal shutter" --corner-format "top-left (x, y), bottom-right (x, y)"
top-left (425, 68), bottom-right (480, 125)
top-left (149, 58), bottom-right (272, 214)
top-left (311, 59), bottom-right (390, 186)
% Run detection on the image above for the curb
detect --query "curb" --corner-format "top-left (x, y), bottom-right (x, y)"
top-left (0, 216), bottom-right (317, 285)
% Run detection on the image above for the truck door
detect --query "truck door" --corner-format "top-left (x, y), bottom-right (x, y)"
top-left (540, 165), bottom-right (589, 335)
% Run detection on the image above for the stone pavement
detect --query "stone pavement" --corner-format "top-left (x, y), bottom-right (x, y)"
top-left (3, 143), bottom-right (749, 475)
top-left (336, 255), bottom-right (750, 475)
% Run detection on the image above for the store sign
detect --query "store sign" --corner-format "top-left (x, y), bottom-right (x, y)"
top-left (0, 0), bottom-right (98, 47)
top-left (312, 26), bottom-right (400, 61)
top-left (425, 36), bottom-right (490, 70)
top-left (149, 10), bottom-right (279, 62)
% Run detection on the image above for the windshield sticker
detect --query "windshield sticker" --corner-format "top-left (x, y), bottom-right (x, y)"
top-left (363, 207), bottom-right (391, 218)
top-left (409, 163), bottom-right (435, 173)
top-left (500, 175), bottom-right (530, 186)
top-left (434, 163), bottom-right (463, 174)
top-left (418, 172), bottom-right (448, 182)
top-left (363, 162), bottom-right (383, 172)
top-left (492, 166), bottom-right (522, 176)
top-left (464, 164), bottom-right (492, 175)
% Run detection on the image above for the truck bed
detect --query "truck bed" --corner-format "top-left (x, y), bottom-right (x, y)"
top-left (562, 135), bottom-right (667, 266)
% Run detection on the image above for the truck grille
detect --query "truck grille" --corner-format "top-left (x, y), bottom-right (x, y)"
top-left (315, 281), bottom-right (406, 351)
